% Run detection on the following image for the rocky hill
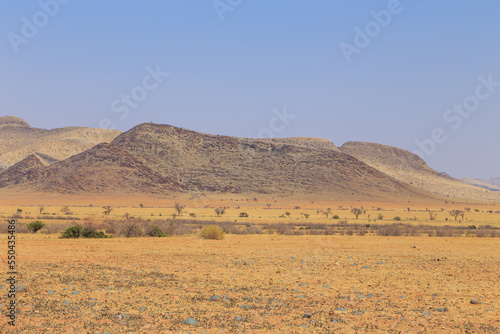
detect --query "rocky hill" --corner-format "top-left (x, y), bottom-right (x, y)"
top-left (340, 141), bottom-right (500, 201)
top-left (0, 116), bottom-right (121, 171)
top-left (1, 117), bottom-right (498, 202)
top-left (0, 122), bottom-right (433, 200)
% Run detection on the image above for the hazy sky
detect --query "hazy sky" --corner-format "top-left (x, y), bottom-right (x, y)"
top-left (1, 1), bottom-right (499, 179)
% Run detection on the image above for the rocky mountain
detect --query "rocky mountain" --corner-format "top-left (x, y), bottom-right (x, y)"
top-left (0, 115), bottom-right (121, 171)
top-left (0, 121), bottom-right (433, 200)
top-left (340, 141), bottom-right (500, 201)
top-left (1, 117), bottom-right (498, 202)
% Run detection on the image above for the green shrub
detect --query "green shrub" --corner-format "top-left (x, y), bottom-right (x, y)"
top-left (468, 225), bottom-right (476, 229)
top-left (60, 225), bottom-right (109, 239)
top-left (332, 215), bottom-right (340, 219)
top-left (60, 225), bottom-right (82, 238)
top-left (148, 226), bottom-right (167, 237)
top-left (200, 225), bottom-right (224, 240)
top-left (27, 220), bottom-right (45, 233)
top-left (239, 212), bottom-right (249, 217)
top-left (82, 227), bottom-right (109, 238)
top-left (393, 216), bottom-right (401, 221)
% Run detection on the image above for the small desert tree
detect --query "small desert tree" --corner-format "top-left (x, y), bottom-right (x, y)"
top-left (39, 205), bottom-right (44, 214)
top-left (427, 210), bottom-right (437, 220)
top-left (140, 204), bottom-right (144, 209)
top-left (174, 203), bottom-right (185, 216)
top-left (351, 208), bottom-right (363, 219)
top-left (102, 206), bottom-right (112, 215)
top-left (318, 208), bottom-right (332, 218)
top-left (449, 210), bottom-right (464, 221)
top-left (284, 211), bottom-right (291, 218)
top-left (60, 206), bottom-right (71, 215)
top-left (215, 207), bottom-right (226, 217)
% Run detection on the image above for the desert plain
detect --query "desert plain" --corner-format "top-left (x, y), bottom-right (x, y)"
top-left (0, 195), bottom-right (499, 333)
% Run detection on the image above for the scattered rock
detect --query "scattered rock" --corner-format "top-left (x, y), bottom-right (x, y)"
top-left (470, 299), bottom-right (480, 304)
top-left (185, 318), bottom-right (198, 326)
top-left (302, 313), bottom-right (312, 318)
top-left (240, 304), bottom-right (251, 309)
top-left (435, 307), bottom-right (448, 312)
top-left (15, 284), bottom-right (27, 293)
top-left (209, 295), bottom-right (221, 301)
top-left (233, 316), bottom-right (244, 321)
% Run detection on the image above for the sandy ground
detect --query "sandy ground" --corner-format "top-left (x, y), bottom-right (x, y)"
top-left (1, 234), bottom-right (499, 333)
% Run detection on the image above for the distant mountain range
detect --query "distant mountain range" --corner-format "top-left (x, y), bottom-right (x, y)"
top-left (460, 178), bottom-right (500, 193)
top-left (0, 116), bottom-right (498, 202)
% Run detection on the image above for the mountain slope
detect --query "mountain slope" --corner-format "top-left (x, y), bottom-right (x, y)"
top-left (0, 143), bottom-right (180, 194)
top-left (340, 141), bottom-right (500, 201)
top-left (0, 116), bottom-right (121, 170)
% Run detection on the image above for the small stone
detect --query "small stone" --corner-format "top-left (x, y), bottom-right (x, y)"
top-left (209, 295), bottom-right (221, 301)
top-left (233, 316), bottom-right (244, 321)
top-left (470, 299), bottom-right (480, 304)
top-left (362, 266), bottom-right (370, 269)
top-left (302, 313), bottom-right (312, 318)
top-left (299, 283), bottom-right (308, 286)
top-left (15, 284), bottom-right (28, 293)
top-left (366, 293), bottom-right (374, 298)
top-left (48, 290), bottom-right (54, 294)
top-left (185, 318), bottom-right (198, 325)
top-left (436, 307), bottom-right (448, 312)
top-left (297, 295), bottom-right (306, 298)
top-left (71, 291), bottom-right (79, 295)
top-left (140, 307), bottom-right (147, 312)
top-left (240, 304), bottom-right (251, 309)
top-left (322, 285), bottom-right (331, 288)
top-left (356, 295), bottom-right (365, 298)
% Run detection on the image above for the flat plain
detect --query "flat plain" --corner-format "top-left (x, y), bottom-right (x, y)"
top-left (0, 196), bottom-right (499, 333)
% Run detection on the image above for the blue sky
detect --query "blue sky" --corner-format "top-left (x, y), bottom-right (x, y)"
top-left (1, 1), bottom-right (499, 179)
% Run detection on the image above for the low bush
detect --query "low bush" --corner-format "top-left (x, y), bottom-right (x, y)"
top-left (60, 225), bottom-right (109, 239)
top-left (147, 226), bottom-right (167, 237)
top-left (27, 220), bottom-right (45, 233)
top-left (200, 225), bottom-right (224, 240)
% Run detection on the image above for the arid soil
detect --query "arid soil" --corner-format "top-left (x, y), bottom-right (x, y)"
top-left (1, 234), bottom-right (498, 333)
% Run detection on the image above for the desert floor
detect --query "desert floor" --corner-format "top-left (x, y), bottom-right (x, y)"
top-left (0, 233), bottom-right (499, 333)
top-left (0, 195), bottom-right (499, 333)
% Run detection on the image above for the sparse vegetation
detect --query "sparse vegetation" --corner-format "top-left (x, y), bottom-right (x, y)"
top-left (147, 226), bottom-right (167, 237)
top-left (102, 206), bottom-right (112, 215)
top-left (449, 210), bottom-right (464, 221)
top-left (351, 208), bottom-right (362, 219)
top-left (239, 212), bottom-right (249, 217)
top-left (174, 203), bottom-right (185, 216)
top-left (215, 207), bottom-right (226, 217)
